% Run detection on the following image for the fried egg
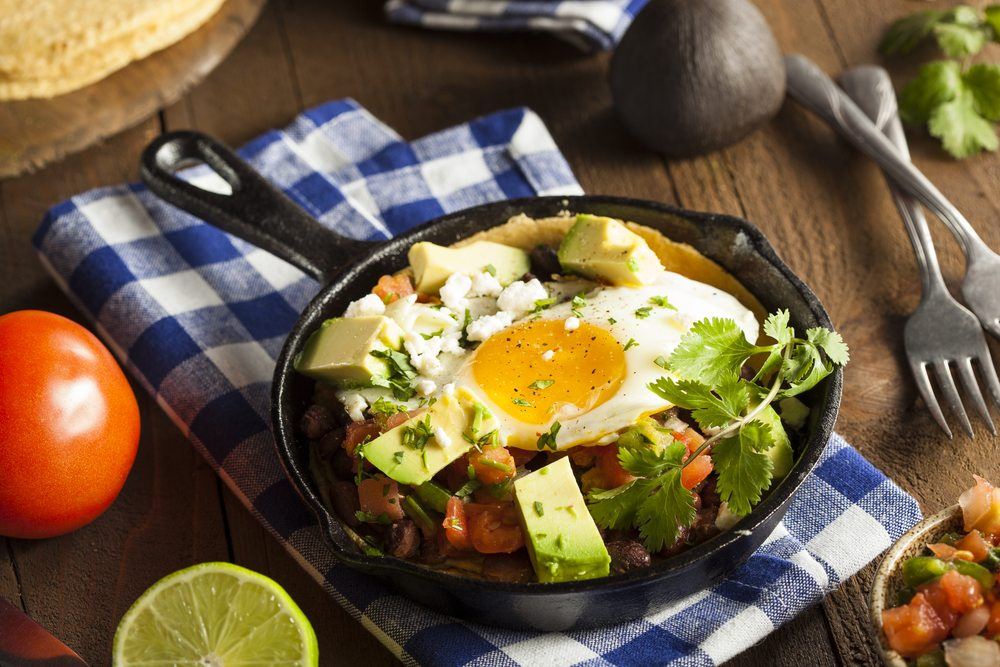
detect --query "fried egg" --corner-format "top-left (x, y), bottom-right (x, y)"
top-left (455, 271), bottom-right (759, 450)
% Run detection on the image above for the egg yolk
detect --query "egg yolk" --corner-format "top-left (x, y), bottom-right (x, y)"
top-left (472, 318), bottom-right (626, 425)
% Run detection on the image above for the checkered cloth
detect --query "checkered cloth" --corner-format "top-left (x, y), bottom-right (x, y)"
top-left (384, 0), bottom-right (647, 51)
top-left (33, 99), bottom-right (921, 666)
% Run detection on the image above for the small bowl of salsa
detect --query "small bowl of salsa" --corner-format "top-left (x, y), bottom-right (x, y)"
top-left (870, 477), bottom-right (1000, 667)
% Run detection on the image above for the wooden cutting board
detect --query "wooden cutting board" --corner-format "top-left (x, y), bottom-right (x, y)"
top-left (0, 0), bottom-right (266, 179)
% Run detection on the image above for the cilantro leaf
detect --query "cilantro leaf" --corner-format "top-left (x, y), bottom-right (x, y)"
top-left (964, 63), bottom-right (1000, 121)
top-left (933, 18), bottom-right (988, 58)
top-left (806, 327), bottom-right (850, 365)
top-left (757, 310), bottom-right (793, 379)
top-left (880, 9), bottom-right (947, 55)
top-left (711, 420), bottom-right (775, 516)
top-left (928, 89), bottom-right (999, 159)
top-left (587, 482), bottom-right (646, 531)
top-left (648, 377), bottom-right (749, 429)
top-left (985, 5), bottom-right (1000, 38)
top-left (899, 60), bottom-right (963, 125)
top-left (635, 469), bottom-right (697, 552)
top-left (668, 318), bottom-right (756, 385)
top-left (618, 438), bottom-right (685, 477)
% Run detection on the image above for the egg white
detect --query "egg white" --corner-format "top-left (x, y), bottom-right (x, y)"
top-left (454, 271), bottom-right (759, 450)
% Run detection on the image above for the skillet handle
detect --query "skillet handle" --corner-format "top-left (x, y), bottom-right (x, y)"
top-left (140, 130), bottom-right (370, 283)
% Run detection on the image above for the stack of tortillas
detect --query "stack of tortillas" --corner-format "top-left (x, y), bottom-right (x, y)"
top-left (0, 0), bottom-right (225, 100)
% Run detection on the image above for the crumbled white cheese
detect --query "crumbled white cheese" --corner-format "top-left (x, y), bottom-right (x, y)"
top-left (541, 349), bottom-right (555, 361)
top-left (433, 425), bottom-right (452, 448)
top-left (470, 271), bottom-right (503, 297)
top-left (466, 311), bottom-right (514, 342)
top-left (564, 316), bottom-right (581, 331)
top-left (343, 393), bottom-right (368, 422)
top-left (410, 352), bottom-right (443, 377)
top-left (442, 382), bottom-right (455, 396)
top-left (439, 273), bottom-right (472, 312)
top-left (416, 378), bottom-right (437, 396)
top-left (497, 279), bottom-right (548, 318)
top-left (440, 331), bottom-right (464, 355)
top-left (343, 293), bottom-right (385, 318)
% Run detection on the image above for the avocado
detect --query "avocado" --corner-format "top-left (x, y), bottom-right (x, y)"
top-left (610, 0), bottom-right (785, 158)
top-left (363, 391), bottom-right (495, 486)
top-left (754, 405), bottom-right (792, 480)
top-left (513, 457), bottom-right (611, 583)
top-left (294, 316), bottom-right (404, 385)
top-left (408, 241), bottom-right (530, 293)
top-left (777, 397), bottom-right (810, 430)
top-left (557, 214), bottom-right (663, 286)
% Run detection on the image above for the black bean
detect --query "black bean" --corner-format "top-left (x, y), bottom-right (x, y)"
top-left (529, 245), bottom-right (562, 280)
top-left (419, 536), bottom-right (448, 565)
top-left (387, 519), bottom-right (421, 559)
top-left (688, 505), bottom-right (720, 545)
top-left (329, 480), bottom-right (360, 528)
top-left (607, 540), bottom-right (652, 574)
top-left (659, 524), bottom-right (690, 557)
top-left (317, 428), bottom-right (345, 458)
top-left (482, 554), bottom-right (534, 583)
top-left (300, 404), bottom-right (335, 439)
top-left (330, 447), bottom-right (355, 480)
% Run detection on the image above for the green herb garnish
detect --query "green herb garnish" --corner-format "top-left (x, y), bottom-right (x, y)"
top-left (649, 295), bottom-right (676, 310)
top-left (529, 379), bottom-right (555, 390)
top-left (623, 338), bottom-right (638, 351)
top-left (536, 421), bottom-right (561, 451)
top-left (634, 306), bottom-right (653, 319)
top-left (512, 397), bottom-right (533, 407)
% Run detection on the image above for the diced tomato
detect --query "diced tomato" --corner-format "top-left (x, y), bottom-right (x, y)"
top-left (443, 497), bottom-right (472, 550)
top-left (595, 444), bottom-right (635, 489)
top-left (987, 600), bottom-right (1000, 636)
top-left (568, 446), bottom-right (598, 467)
top-left (919, 580), bottom-right (960, 630)
top-left (509, 447), bottom-right (538, 468)
top-left (955, 530), bottom-right (992, 563)
top-left (959, 475), bottom-right (1000, 535)
top-left (881, 592), bottom-right (950, 658)
top-left (465, 503), bottom-right (525, 554)
top-left (469, 445), bottom-right (517, 486)
top-left (344, 419), bottom-right (380, 456)
top-left (673, 428), bottom-right (706, 454)
top-left (372, 274), bottom-right (415, 304)
top-left (681, 454), bottom-right (714, 490)
top-left (357, 476), bottom-right (405, 521)
top-left (927, 543), bottom-right (972, 562)
top-left (938, 569), bottom-right (984, 614)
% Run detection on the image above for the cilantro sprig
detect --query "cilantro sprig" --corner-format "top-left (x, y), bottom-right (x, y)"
top-left (586, 310), bottom-right (848, 553)
top-left (881, 4), bottom-right (1000, 158)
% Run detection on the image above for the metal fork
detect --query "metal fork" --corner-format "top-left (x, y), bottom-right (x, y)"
top-left (786, 54), bottom-right (1000, 341)
top-left (836, 66), bottom-right (1000, 438)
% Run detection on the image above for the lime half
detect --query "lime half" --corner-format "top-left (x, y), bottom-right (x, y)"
top-left (113, 562), bottom-right (318, 666)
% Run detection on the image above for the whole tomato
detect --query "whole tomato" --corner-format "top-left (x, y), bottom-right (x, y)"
top-left (0, 311), bottom-right (140, 538)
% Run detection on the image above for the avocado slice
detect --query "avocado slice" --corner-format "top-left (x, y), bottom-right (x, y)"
top-left (557, 214), bottom-right (664, 286)
top-left (294, 316), bottom-right (404, 385)
top-left (363, 391), bottom-right (496, 486)
top-left (408, 241), bottom-right (530, 293)
top-left (754, 404), bottom-right (792, 480)
top-left (513, 457), bottom-right (611, 583)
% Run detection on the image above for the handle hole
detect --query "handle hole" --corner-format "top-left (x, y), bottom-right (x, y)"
top-left (153, 140), bottom-right (238, 196)
top-left (169, 157), bottom-right (234, 196)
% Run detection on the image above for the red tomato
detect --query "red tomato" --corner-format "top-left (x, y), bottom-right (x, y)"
top-left (955, 530), bottom-right (992, 563)
top-left (881, 592), bottom-right (950, 658)
top-left (357, 476), bottom-right (404, 521)
top-left (468, 445), bottom-right (516, 486)
top-left (344, 420), bottom-right (380, 455)
top-left (938, 569), bottom-right (984, 614)
top-left (466, 503), bottom-right (525, 554)
top-left (443, 496), bottom-right (471, 550)
top-left (681, 454), bottom-right (714, 490)
top-left (673, 428), bottom-right (705, 454)
top-left (595, 444), bottom-right (635, 489)
top-left (919, 580), bottom-right (960, 630)
top-left (372, 275), bottom-right (415, 304)
top-left (987, 600), bottom-right (1000, 637)
top-left (0, 311), bottom-right (140, 539)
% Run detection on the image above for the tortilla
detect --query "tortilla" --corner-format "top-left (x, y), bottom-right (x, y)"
top-left (447, 213), bottom-right (767, 323)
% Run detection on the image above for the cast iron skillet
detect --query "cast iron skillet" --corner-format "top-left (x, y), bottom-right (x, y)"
top-left (140, 130), bottom-right (842, 631)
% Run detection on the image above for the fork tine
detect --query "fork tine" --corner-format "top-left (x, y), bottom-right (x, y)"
top-left (975, 350), bottom-right (1000, 410)
top-left (987, 319), bottom-right (1000, 341)
top-left (956, 357), bottom-right (995, 435)
top-left (911, 359), bottom-right (952, 438)
top-left (933, 360), bottom-right (974, 438)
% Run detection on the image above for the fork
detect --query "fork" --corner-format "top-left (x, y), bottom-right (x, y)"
top-left (786, 54), bottom-right (1000, 342)
top-left (836, 66), bottom-right (1000, 438)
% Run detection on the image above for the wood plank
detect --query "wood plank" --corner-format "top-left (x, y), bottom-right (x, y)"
top-left (0, 121), bottom-right (231, 663)
top-left (0, 0), bottom-right (266, 178)
top-left (163, 5), bottom-right (400, 664)
top-left (0, 540), bottom-right (21, 610)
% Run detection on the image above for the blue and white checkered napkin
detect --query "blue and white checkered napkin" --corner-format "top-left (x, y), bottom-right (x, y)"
top-left (34, 99), bottom-right (921, 666)
top-left (384, 0), bottom-right (648, 51)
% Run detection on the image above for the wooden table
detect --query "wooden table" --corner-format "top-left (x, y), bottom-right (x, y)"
top-left (1, 1), bottom-right (996, 664)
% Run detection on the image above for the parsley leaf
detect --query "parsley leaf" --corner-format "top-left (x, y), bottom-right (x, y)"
top-left (648, 377), bottom-right (750, 429)
top-left (650, 295), bottom-right (677, 310)
top-left (571, 293), bottom-right (587, 317)
top-left (880, 9), bottom-right (947, 55)
top-left (667, 317), bottom-right (756, 385)
top-left (635, 469), bottom-right (697, 552)
top-left (529, 379), bottom-right (555, 390)
top-left (634, 306), bottom-right (653, 319)
top-left (532, 297), bottom-right (556, 314)
top-left (512, 397), bottom-right (533, 407)
top-left (933, 7), bottom-right (987, 58)
top-left (368, 348), bottom-right (418, 400)
top-left (623, 338), bottom-right (638, 351)
top-left (929, 89), bottom-right (1000, 158)
top-left (964, 63), bottom-right (1000, 121)
top-left (536, 422), bottom-right (561, 451)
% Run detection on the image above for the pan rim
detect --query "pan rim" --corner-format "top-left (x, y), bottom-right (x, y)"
top-left (270, 194), bottom-right (842, 595)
